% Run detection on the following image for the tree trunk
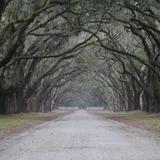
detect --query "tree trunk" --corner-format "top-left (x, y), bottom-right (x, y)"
top-left (125, 83), bottom-right (134, 111)
top-left (147, 74), bottom-right (160, 112)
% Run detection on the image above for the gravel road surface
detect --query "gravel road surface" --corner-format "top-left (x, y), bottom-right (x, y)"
top-left (0, 110), bottom-right (160, 160)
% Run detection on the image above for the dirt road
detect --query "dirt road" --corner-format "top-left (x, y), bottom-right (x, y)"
top-left (0, 110), bottom-right (160, 160)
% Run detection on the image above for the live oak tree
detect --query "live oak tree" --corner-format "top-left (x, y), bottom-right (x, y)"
top-left (0, 0), bottom-right (93, 113)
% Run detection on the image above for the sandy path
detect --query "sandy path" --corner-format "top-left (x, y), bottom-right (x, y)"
top-left (0, 110), bottom-right (160, 160)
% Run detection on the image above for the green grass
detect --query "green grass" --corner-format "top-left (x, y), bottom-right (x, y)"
top-left (95, 111), bottom-right (160, 133)
top-left (0, 111), bottom-right (66, 136)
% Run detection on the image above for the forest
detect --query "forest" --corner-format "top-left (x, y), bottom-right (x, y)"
top-left (0, 0), bottom-right (160, 113)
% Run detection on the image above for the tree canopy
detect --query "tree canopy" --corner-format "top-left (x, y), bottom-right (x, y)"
top-left (0, 0), bottom-right (160, 113)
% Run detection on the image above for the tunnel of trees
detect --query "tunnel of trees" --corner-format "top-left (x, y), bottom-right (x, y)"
top-left (0, 0), bottom-right (160, 113)
top-left (54, 74), bottom-right (108, 108)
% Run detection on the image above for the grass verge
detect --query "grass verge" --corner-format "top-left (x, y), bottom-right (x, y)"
top-left (0, 110), bottom-right (68, 137)
top-left (93, 111), bottom-right (160, 134)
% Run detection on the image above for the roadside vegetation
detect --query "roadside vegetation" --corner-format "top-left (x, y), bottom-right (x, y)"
top-left (0, 111), bottom-right (67, 137)
top-left (94, 111), bottom-right (160, 134)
